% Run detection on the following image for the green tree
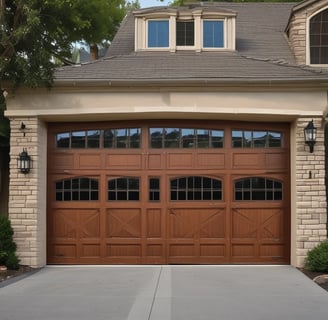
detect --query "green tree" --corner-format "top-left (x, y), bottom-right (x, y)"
top-left (0, 0), bottom-right (137, 89)
top-left (0, 0), bottom-right (138, 144)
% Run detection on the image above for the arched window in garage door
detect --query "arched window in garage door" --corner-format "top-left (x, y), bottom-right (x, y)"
top-left (55, 177), bottom-right (99, 201)
top-left (170, 176), bottom-right (223, 201)
top-left (234, 177), bottom-right (283, 201)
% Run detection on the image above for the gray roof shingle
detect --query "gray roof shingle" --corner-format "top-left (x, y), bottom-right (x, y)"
top-left (55, 2), bottom-right (328, 84)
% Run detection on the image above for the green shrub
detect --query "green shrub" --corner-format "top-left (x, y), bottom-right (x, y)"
top-left (305, 239), bottom-right (328, 272)
top-left (0, 215), bottom-right (20, 269)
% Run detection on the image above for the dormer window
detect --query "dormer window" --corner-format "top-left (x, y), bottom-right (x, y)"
top-left (176, 20), bottom-right (195, 46)
top-left (148, 20), bottom-right (169, 48)
top-left (135, 7), bottom-right (236, 52)
top-left (203, 20), bottom-right (224, 48)
top-left (309, 8), bottom-right (328, 65)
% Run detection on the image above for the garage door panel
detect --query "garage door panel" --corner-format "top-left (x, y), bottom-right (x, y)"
top-left (265, 153), bottom-right (288, 169)
top-left (52, 154), bottom-right (74, 170)
top-left (147, 154), bottom-right (163, 169)
top-left (78, 154), bottom-right (102, 169)
top-left (232, 244), bottom-right (256, 258)
top-left (106, 244), bottom-right (141, 258)
top-left (51, 209), bottom-right (100, 240)
top-left (232, 209), bottom-right (257, 239)
top-left (233, 153), bottom-right (265, 169)
top-left (168, 208), bottom-right (226, 239)
top-left (146, 208), bottom-right (163, 238)
top-left (196, 153), bottom-right (225, 168)
top-left (106, 208), bottom-right (141, 238)
top-left (259, 244), bottom-right (285, 258)
top-left (81, 244), bottom-right (101, 258)
top-left (200, 244), bottom-right (226, 257)
top-left (53, 244), bottom-right (77, 259)
top-left (167, 153), bottom-right (193, 169)
top-left (106, 154), bottom-right (142, 169)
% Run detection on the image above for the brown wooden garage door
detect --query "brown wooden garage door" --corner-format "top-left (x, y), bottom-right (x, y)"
top-left (47, 121), bottom-right (290, 264)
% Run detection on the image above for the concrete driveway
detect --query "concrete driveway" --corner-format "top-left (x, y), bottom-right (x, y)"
top-left (0, 265), bottom-right (327, 320)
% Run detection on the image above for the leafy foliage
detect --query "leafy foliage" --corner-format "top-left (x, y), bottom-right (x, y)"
top-left (305, 240), bottom-right (328, 272)
top-left (0, 1), bottom-right (132, 88)
top-left (0, 215), bottom-right (20, 270)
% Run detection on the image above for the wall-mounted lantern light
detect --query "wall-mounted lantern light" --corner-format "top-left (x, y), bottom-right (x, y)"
top-left (304, 120), bottom-right (317, 153)
top-left (17, 149), bottom-right (32, 174)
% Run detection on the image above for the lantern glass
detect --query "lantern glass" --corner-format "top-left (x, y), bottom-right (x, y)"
top-left (17, 149), bottom-right (31, 174)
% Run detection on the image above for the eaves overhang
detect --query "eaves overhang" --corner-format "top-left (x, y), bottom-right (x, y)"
top-left (52, 77), bottom-right (328, 90)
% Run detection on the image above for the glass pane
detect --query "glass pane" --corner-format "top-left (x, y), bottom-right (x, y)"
top-left (176, 21), bottom-right (194, 46)
top-left (117, 192), bottom-right (127, 201)
top-left (243, 131), bottom-right (252, 148)
top-left (56, 192), bottom-right (62, 201)
top-left (104, 129), bottom-right (114, 148)
top-left (213, 191), bottom-right (221, 200)
top-left (251, 178), bottom-right (265, 189)
top-left (108, 192), bottom-right (116, 201)
top-left (64, 180), bottom-right (71, 189)
top-left (252, 191), bottom-right (266, 200)
top-left (253, 131), bottom-right (267, 148)
top-left (268, 132), bottom-right (282, 147)
top-left (117, 178), bottom-right (127, 190)
top-left (164, 128), bottom-right (180, 148)
top-left (80, 178), bottom-right (90, 189)
top-left (108, 180), bottom-right (116, 190)
top-left (71, 131), bottom-right (86, 148)
top-left (211, 130), bottom-right (224, 148)
top-left (128, 178), bottom-right (139, 190)
top-left (178, 177), bottom-right (187, 189)
top-left (72, 179), bottom-right (79, 189)
top-left (232, 130), bottom-right (243, 148)
top-left (116, 129), bottom-right (128, 148)
top-left (56, 133), bottom-right (70, 148)
top-left (196, 129), bottom-right (209, 148)
top-left (181, 129), bottom-right (195, 148)
top-left (87, 130), bottom-right (100, 148)
top-left (148, 20), bottom-right (169, 47)
top-left (130, 128), bottom-right (141, 148)
top-left (149, 178), bottom-right (159, 190)
top-left (64, 192), bottom-right (71, 201)
top-left (72, 191), bottom-right (79, 200)
top-left (91, 191), bottom-right (98, 201)
top-left (150, 128), bottom-right (163, 148)
top-left (56, 181), bottom-right (63, 189)
top-left (203, 20), bottom-right (224, 48)
top-left (128, 191), bottom-right (139, 201)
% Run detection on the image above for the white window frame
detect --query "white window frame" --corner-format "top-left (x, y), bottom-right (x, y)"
top-left (202, 18), bottom-right (226, 50)
top-left (146, 19), bottom-right (170, 50)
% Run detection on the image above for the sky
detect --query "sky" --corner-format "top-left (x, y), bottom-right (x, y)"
top-left (139, 0), bottom-right (171, 8)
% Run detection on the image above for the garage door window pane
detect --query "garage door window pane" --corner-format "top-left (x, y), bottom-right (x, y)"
top-left (56, 133), bottom-right (70, 148)
top-left (150, 128), bottom-right (224, 148)
top-left (170, 176), bottom-right (222, 201)
top-left (234, 177), bottom-right (282, 201)
top-left (87, 130), bottom-right (100, 148)
top-left (71, 131), bottom-right (86, 148)
top-left (108, 177), bottom-right (140, 201)
top-left (232, 130), bottom-right (282, 148)
top-left (55, 177), bottom-right (99, 201)
top-left (165, 128), bottom-right (180, 148)
top-left (149, 178), bottom-right (160, 201)
top-left (104, 128), bottom-right (141, 148)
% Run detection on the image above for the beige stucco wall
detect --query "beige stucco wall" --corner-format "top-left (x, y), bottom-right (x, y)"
top-left (5, 87), bottom-right (328, 268)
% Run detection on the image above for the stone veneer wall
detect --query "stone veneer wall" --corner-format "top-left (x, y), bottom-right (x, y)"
top-left (295, 118), bottom-right (327, 267)
top-left (8, 117), bottom-right (47, 268)
top-left (287, 1), bottom-right (328, 65)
